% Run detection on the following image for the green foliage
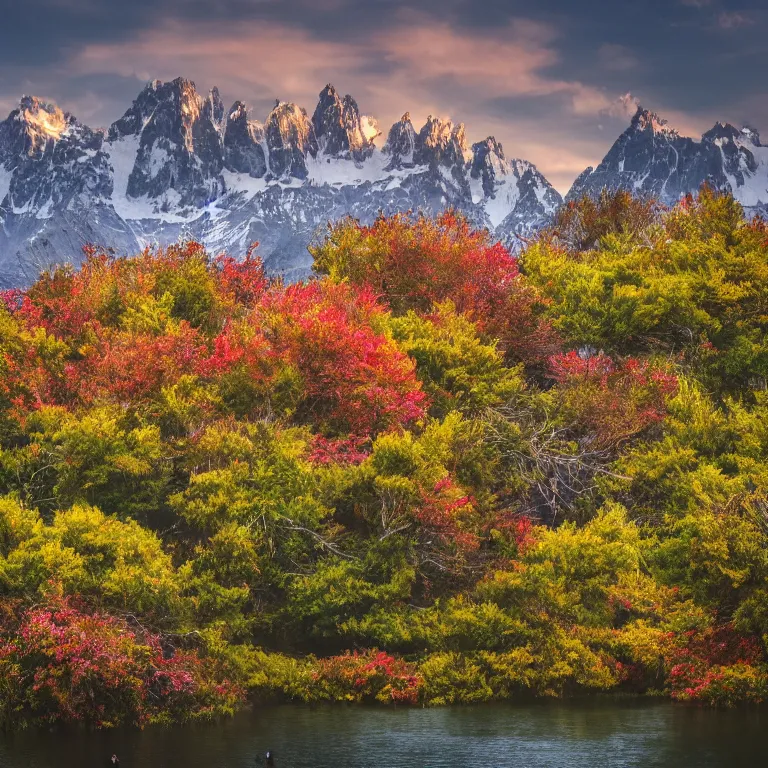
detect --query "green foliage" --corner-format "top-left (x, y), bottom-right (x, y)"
top-left (389, 302), bottom-right (525, 418)
top-left (522, 187), bottom-right (768, 393)
top-left (0, 497), bottom-right (184, 625)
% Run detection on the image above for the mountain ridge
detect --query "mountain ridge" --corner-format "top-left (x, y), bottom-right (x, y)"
top-left (568, 105), bottom-right (768, 210)
top-left (0, 76), bottom-right (563, 287)
top-left (1, 81), bottom-right (767, 288)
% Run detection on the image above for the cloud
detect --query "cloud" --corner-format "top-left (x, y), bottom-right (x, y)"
top-left (2, 1), bottom-right (763, 195)
top-left (69, 15), bottom-right (618, 126)
top-left (602, 92), bottom-right (641, 119)
top-left (717, 11), bottom-right (749, 29)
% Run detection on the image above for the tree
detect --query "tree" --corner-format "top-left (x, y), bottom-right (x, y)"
top-left (311, 211), bottom-right (559, 367)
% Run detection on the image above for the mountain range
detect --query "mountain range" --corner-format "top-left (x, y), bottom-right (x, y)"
top-left (1, 77), bottom-right (766, 287)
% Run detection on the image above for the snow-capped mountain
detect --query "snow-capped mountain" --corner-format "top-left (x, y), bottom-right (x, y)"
top-left (0, 78), bottom-right (560, 287)
top-left (568, 106), bottom-right (768, 215)
top-left (5, 83), bottom-right (764, 290)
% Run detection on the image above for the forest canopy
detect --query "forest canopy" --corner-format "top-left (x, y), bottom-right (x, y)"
top-left (2, 188), bottom-right (768, 727)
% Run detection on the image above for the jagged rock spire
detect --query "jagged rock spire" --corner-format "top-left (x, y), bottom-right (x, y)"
top-left (471, 136), bottom-right (507, 198)
top-left (311, 84), bottom-right (375, 161)
top-left (1, 96), bottom-right (72, 159)
top-left (383, 113), bottom-right (416, 168)
top-left (414, 115), bottom-right (469, 169)
top-left (630, 105), bottom-right (678, 138)
top-left (264, 101), bottom-right (317, 179)
top-left (223, 101), bottom-right (266, 178)
top-left (108, 77), bottom-right (224, 206)
top-left (204, 87), bottom-right (226, 134)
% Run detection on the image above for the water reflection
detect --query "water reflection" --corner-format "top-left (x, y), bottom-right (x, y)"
top-left (0, 700), bottom-right (763, 768)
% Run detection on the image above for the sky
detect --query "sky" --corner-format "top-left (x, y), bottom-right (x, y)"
top-left (0, 0), bottom-right (766, 194)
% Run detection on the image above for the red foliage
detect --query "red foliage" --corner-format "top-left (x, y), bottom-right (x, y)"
top-left (195, 322), bottom-right (274, 382)
top-left (488, 512), bottom-right (536, 554)
top-left (0, 324), bottom-right (71, 419)
top-left (549, 351), bottom-right (678, 449)
top-left (79, 324), bottom-right (206, 403)
top-left (309, 436), bottom-right (370, 466)
top-left (665, 623), bottom-right (766, 704)
top-left (316, 211), bottom-right (560, 366)
top-left (312, 649), bottom-right (423, 704)
top-left (0, 289), bottom-right (25, 314)
top-left (214, 245), bottom-right (269, 307)
top-left (1, 244), bottom-right (428, 441)
top-left (416, 477), bottom-right (480, 554)
top-left (549, 350), bottom-right (616, 380)
top-left (262, 281), bottom-right (427, 437)
top-left (0, 601), bottom-right (243, 727)
top-left (745, 216), bottom-right (768, 249)
top-left (16, 270), bottom-right (95, 341)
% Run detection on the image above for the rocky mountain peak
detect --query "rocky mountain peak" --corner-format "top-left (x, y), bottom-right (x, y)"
top-left (204, 86), bottom-right (226, 134)
top-left (311, 84), bottom-right (375, 161)
top-left (223, 100), bottom-right (267, 178)
top-left (383, 113), bottom-right (417, 168)
top-left (741, 126), bottom-right (761, 147)
top-left (568, 101), bottom-right (768, 212)
top-left (630, 106), bottom-right (679, 138)
top-left (473, 135), bottom-right (505, 160)
top-left (418, 115), bottom-right (450, 146)
top-left (0, 96), bottom-right (104, 175)
top-left (456, 123), bottom-right (472, 160)
top-left (265, 101), bottom-right (317, 179)
top-left (703, 121), bottom-right (742, 143)
top-left (0, 94), bottom-right (112, 234)
top-left (700, 121), bottom-right (762, 150)
top-left (5, 96), bottom-right (71, 158)
top-left (313, 84), bottom-right (338, 114)
top-left (471, 136), bottom-right (509, 197)
top-left (172, 78), bottom-right (206, 152)
top-left (415, 116), bottom-right (469, 170)
top-left (109, 77), bottom-right (224, 208)
top-left (312, 84), bottom-right (346, 156)
top-left (226, 101), bottom-right (248, 124)
top-left (108, 77), bottom-right (201, 142)
top-left (340, 93), bottom-right (375, 158)
top-left (226, 101), bottom-right (264, 140)
top-left (703, 121), bottom-right (760, 177)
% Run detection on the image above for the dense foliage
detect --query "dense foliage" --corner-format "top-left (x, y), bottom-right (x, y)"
top-left (2, 194), bottom-right (768, 727)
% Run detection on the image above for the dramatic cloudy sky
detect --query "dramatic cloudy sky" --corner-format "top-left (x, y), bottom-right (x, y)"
top-left (0, 0), bottom-right (766, 192)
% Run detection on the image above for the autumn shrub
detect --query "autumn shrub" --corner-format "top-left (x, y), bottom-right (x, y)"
top-left (665, 624), bottom-right (768, 706)
top-left (307, 649), bottom-right (423, 703)
top-left (0, 601), bottom-right (243, 728)
top-left (311, 211), bottom-right (559, 367)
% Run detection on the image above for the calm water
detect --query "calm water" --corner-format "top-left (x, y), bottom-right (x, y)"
top-left (0, 700), bottom-right (765, 768)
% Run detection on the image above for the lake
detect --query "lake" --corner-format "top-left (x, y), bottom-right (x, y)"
top-left (0, 700), bottom-right (764, 767)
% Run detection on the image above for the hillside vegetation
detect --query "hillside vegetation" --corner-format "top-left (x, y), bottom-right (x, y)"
top-left (2, 189), bottom-right (768, 727)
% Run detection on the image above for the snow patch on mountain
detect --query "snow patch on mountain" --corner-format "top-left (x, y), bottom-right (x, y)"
top-left (0, 166), bottom-right (12, 204)
top-left (104, 135), bottom-right (194, 223)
